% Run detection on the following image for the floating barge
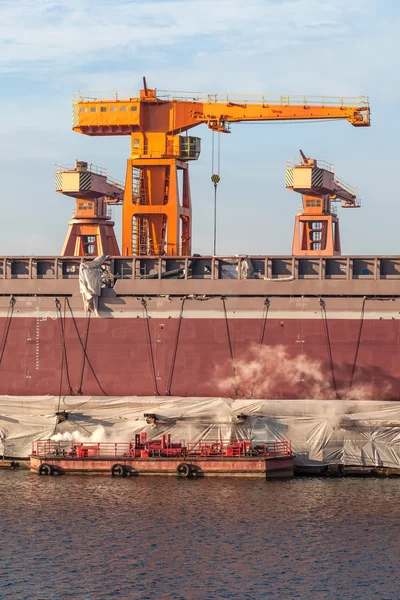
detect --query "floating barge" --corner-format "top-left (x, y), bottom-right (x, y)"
top-left (30, 434), bottom-right (294, 479)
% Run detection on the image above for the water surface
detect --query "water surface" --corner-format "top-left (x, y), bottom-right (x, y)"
top-left (1, 473), bottom-right (399, 599)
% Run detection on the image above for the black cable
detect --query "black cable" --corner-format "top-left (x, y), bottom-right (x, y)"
top-left (66, 298), bottom-right (107, 396)
top-left (55, 297), bottom-right (74, 396)
top-left (54, 298), bottom-right (65, 431)
top-left (166, 297), bottom-right (186, 396)
top-left (222, 296), bottom-right (241, 398)
top-left (0, 296), bottom-right (15, 367)
top-left (140, 298), bottom-right (160, 396)
top-left (348, 297), bottom-right (366, 391)
top-left (250, 297), bottom-right (270, 399)
top-left (76, 311), bottom-right (91, 396)
top-left (320, 298), bottom-right (340, 399)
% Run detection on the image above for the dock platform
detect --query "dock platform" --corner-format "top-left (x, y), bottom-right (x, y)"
top-left (30, 437), bottom-right (294, 479)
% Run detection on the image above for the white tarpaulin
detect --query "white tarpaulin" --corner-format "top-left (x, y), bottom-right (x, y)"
top-left (79, 255), bottom-right (109, 315)
top-left (220, 257), bottom-right (255, 279)
top-left (2, 395), bottom-right (400, 468)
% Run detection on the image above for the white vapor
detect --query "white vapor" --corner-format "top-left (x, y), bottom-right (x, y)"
top-left (50, 425), bottom-right (108, 443)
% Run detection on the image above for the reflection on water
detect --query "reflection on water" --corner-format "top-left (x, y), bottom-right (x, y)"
top-left (1, 473), bottom-right (399, 599)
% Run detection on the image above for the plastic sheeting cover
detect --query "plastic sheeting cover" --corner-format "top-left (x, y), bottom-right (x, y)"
top-left (2, 395), bottom-right (400, 468)
top-left (220, 257), bottom-right (255, 279)
top-left (79, 255), bottom-right (109, 315)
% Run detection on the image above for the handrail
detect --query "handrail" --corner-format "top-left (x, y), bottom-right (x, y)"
top-left (56, 162), bottom-right (108, 177)
top-left (73, 90), bottom-right (369, 108)
top-left (55, 163), bottom-right (124, 190)
top-left (106, 175), bottom-right (125, 190)
top-left (286, 158), bottom-right (335, 173)
top-left (334, 176), bottom-right (358, 197)
top-left (32, 439), bottom-right (292, 459)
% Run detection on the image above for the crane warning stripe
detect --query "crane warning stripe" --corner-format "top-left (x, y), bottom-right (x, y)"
top-left (79, 172), bottom-right (92, 190)
top-left (285, 168), bottom-right (294, 187)
top-left (311, 169), bottom-right (324, 187)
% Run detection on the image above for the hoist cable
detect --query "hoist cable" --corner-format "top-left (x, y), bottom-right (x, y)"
top-left (211, 131), bottom-right (221, 255)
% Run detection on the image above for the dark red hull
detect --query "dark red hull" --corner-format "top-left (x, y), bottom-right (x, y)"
top-left (1, 316), bottom-right (398, 400)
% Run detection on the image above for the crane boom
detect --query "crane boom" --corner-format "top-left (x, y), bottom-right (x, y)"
top-left (72, 83), bottom-right (370, 256)
top-left (73, 89), bottom-right (370, 140)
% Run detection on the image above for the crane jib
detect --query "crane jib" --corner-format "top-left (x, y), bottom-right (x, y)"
top-left (68, 84), bottom-right (370, 257)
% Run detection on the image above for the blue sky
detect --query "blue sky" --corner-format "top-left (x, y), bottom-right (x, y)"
top-left (1, 0), bottom-right (399, 255)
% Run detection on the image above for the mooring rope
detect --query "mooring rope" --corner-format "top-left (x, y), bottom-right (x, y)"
top-left (348, 296), bottom-right (367, 392)
top-left (319, 298), bottom-right (340, 399)
top-left (166, 297), bottom-right (186, 396)
top-left (66, 298), bottom-right (107, 396)
top-left (250, 297), bottom-right (270, 399)
top-left (0, 295), bottom-right (15, 367)
top-left (55, 297), bottom-right (74, 396)
top-left (140, 298), bottom-right (160, 396)
top-left (222, 296), bottom-right (241, 398)
top-left (76, 311), bottom-right (91, 396)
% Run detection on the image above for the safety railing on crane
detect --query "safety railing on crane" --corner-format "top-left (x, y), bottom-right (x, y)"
top-left (72, 90), bottom-right (370, 108)
top-left (286, 158), bottom-right (335, 172)
top-left (55, 163), bottom-right (124, 191)
top-left (106, 174), bottom-right (124, 191)
top-left (56, 163), bottom-right (107, 177)
top-left (334, 176), bottom-right (358, 198)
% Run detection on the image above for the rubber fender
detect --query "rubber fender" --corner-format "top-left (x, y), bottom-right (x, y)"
top-left (176, 463), bottom-right (192, 477)
top-left (38, 463), bottom-right (54, 476)
top-left (110, 463), bottom-right (126, 477)
top-left (124, 467), bottom-right (138, 477)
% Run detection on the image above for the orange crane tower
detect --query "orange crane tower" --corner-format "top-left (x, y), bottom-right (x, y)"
top-left (286, 150), bottom-right (360, 256)
top-left (72, 79), bottom-right (370, 256)
top-left (56, 161), bottom-right (123, 256)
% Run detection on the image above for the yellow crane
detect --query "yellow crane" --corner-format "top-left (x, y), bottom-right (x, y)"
top-left (72, 78), bottom-right (370, 256)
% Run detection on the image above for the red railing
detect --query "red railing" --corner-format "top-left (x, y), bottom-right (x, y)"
top-left (186, 440), bottom-right (252, 457)
top-left (254, 441), bottom-right (292, 457)
top-left (32, 441), bottom-right (134, 458)
top-left (32, 438), bottom-right (292, 459)
top-left (186, 440), bottom-right (292, 458)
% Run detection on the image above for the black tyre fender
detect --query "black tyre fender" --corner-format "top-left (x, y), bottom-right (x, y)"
top-left (110, 463), bottom-right (126, 477)
top-left (124, 467), bottom-right (138, 477)
top-left (38, 463), bottom-right (54, 476)
top-left (177, 462), bottom-right (192, 477)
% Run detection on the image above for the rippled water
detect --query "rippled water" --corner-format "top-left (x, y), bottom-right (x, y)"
top-left (1, 473), bottom-right (399, 599)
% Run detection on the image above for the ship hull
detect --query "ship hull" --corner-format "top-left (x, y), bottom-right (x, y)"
top-left (2, 254), bottom-right (400, 467)
top-left (0, 313), bottom-right (398, 400)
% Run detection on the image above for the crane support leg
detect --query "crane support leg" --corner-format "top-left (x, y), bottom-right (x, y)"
top-left (61, 218), bottom-right (120, 256)
top-left (122, 158), bottom-right (192, 256)
top-left (292, 213), bottom-right (341, 256)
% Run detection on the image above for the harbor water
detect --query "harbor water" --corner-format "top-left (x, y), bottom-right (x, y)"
top-left (1, 472), bottom-right (399, 599)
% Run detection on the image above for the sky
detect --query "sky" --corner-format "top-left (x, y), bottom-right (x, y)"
top-left (0, 0), bottom-right (399, 256)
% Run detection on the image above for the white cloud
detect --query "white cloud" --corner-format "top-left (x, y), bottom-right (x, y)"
top-left (0, 0), bottom-right (368, 72)
top-left (1, 0), bottom-right (400, 255)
